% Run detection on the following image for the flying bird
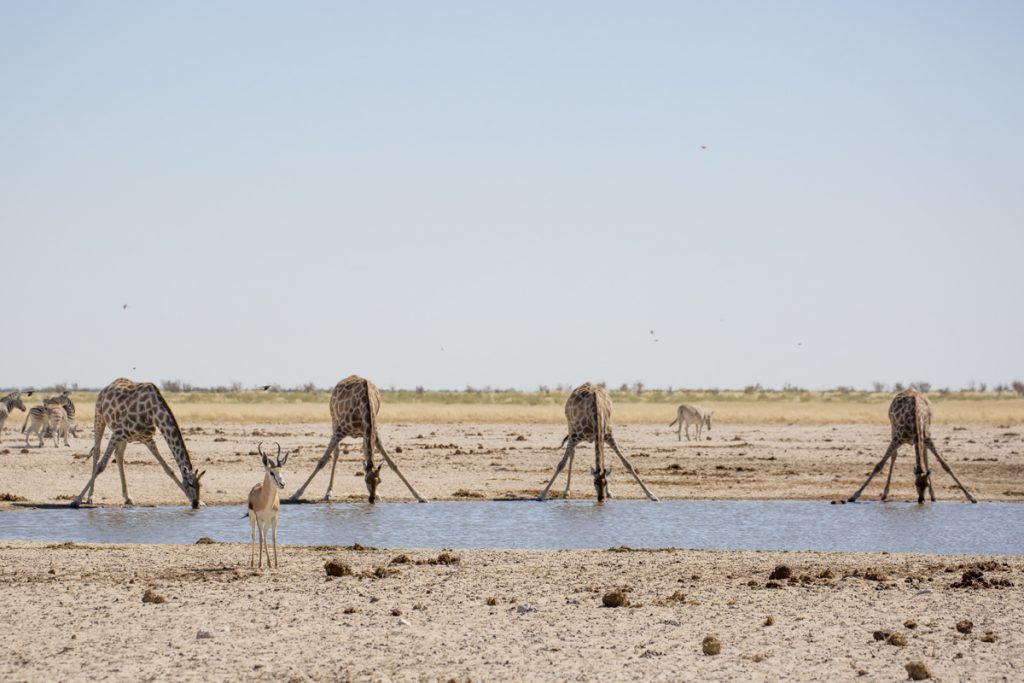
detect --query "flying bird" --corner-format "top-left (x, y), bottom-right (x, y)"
top-left (122, 304), bottom-right (128, 310)
top-left (699, 145), bottom-right (708, 150)
top-left (260, 385), bottom-right (271, 391)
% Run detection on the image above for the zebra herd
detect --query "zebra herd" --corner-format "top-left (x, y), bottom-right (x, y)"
top-left (0, 391), bottom-right (78, 448)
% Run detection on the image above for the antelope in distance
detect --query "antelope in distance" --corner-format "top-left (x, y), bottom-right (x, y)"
top-left (248, 442), bottom-right (289, 569)
top-left (669, 404), bottom-right (713, 441)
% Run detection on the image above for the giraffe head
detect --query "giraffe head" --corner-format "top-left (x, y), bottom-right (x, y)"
top-left (183, 467), bottom-right (207, 509)
top-left (914, 467), bottom-right (930, 504)
top-left (364, 463), bottom-right (383, 503)
top-left (592, 466), bottom-right (611, 502)
top-left (258, 442), bottom-right (289, 490)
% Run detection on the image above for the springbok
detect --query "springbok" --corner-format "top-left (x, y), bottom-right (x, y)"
top-left (669, 404), bottom-right (713, 441)
top-left (248, 442), bottom-right (289, 569)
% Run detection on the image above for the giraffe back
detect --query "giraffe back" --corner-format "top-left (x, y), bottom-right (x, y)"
top-left (564, 383), bottom-right (612, 442)
top-left (888, 388), bottom-right (932, 445)
top-left (95, 378), bottom-right (166, 440)
top-left (329, 375), bottom-right (380, 438)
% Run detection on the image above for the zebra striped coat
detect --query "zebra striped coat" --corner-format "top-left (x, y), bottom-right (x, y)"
top-left (22, 403), bottom-right (70, 447)
top-left (42, 393), bottom-right (77, 438)
top-left (0, 392), bottom-right (27, 435)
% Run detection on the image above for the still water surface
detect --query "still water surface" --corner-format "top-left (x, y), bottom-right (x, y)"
top-left (1, 500), bottom-right (1021, 554)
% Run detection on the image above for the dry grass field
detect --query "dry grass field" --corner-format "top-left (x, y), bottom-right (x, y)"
top-left (33, 389), bottom-right (1024, 425)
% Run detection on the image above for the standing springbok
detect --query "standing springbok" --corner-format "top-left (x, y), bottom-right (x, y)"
top-left (248, 442), bottom-right (289, 569)
top-left (669, 404), bottom-right (713, 441)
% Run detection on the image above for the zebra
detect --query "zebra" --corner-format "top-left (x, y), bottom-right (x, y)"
top-left (22, 403), bottom-right (70, 447)
top-left (41, 392), bottom-right (77, 438)
top-left (0, 392), bottom-right (28, 437)
top-left (668, 404), bottom-right (713, 441)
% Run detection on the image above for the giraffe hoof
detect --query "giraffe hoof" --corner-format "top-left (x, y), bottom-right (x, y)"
top-left (123, 499), bottom-right (135, 507)
top-left (69, 500), bottom-right (81, 509)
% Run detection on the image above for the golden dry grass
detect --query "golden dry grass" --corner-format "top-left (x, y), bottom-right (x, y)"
top-left (59, 395), bottom-right (1024, 425)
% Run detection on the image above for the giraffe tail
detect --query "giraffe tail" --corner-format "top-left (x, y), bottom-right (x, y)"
top-left (594, 397), bottom-right (605, 474)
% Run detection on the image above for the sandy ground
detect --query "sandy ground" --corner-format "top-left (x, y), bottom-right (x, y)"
top-left (1, 421), bottom-right (1022, 508)
top-left (0, 542), bottom-right (1020, 682)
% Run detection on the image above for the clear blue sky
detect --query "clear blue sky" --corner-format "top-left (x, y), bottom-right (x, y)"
top-left (2, 2), bottom-right (1021, 391)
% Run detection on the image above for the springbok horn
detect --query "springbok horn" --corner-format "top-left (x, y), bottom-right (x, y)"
top-left (257, 442), bottom-right (266, 459)
top-left (274, 442), bottom-right (282, 461)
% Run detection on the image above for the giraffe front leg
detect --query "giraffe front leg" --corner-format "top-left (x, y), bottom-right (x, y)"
top-left (375, 436), bottom-right (427, 503)
top-left (289, 432), bottom-right (341, 502)
top-left (607, 435), bottom-right (659, 501)
top-left (143, 440), bottom-right (188, 500)
top-left (71, 436), bottom-right (122, 508)
top-left (538, 438), bottom-right (577, 501)
top-left (849, 440), bottom-right (898, 503)
top-left (927, 439), bottom-right (977, 503)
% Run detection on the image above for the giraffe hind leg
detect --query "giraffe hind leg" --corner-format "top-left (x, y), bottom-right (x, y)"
top-left (880, 445), bottom-right (899, 501)
top-left (71, 436), bottom-right (122, 508)
top-left (848, 439), bottom-right (898, 503)
top-left (323, 439), bottom-right (343, 501)
top-left (113, 441), bottom-right (133, 506)
top-left (561, 451), bottom-right (575, 499)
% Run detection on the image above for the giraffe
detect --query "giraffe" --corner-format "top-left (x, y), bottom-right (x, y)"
top-left (848, 388), bottom-right (976, 504)
top-left (537, 382), bottom-right (659, 502)
top-left (289, 375), bottom-right (426, 503)
top-left (70, 378), bottom-right (206, 508)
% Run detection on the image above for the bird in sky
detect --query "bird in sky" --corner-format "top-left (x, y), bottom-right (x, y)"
top-left (699, 145), bottom-right (708, 150)
top-left (122, 304), bottom-right (128, 310)
top-left (260, 385), bottom-right (271, 391)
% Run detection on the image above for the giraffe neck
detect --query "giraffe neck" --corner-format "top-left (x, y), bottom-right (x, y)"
top-left (151, 393), bottom-right (195, 486)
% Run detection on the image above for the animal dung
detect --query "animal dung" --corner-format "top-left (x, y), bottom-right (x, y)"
top-left (956, 619), bottom-right (973, 634)
top-left (324, 559), bottom-right (353, 577)
top-left (905, 661), bottom-right (932, 680)
top-left (141, 588), bottom-right (166, 604)
top-left (769, 565), bottom-right (792, 580)
top-left (702, 634), bottom-right (721, 655)
top-left (602, 590), bottom-right (630, 608)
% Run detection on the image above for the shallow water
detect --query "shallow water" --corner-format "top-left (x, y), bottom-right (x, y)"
top-left (1, 500), bottom-right (1021, 554)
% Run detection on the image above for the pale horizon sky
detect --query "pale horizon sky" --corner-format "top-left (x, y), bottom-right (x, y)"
top-left (2, 2), bottom-right (1022, 392)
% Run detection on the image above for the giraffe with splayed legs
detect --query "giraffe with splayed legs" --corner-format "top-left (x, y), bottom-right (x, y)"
top-left (537, 383), bottom-right (658, 502)
top-left (70, 379), bottom-right (205, 508)
top-left (848, 388), bottom-right (976, 504)
top-left (289, 375), bottom-right (426, 503)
